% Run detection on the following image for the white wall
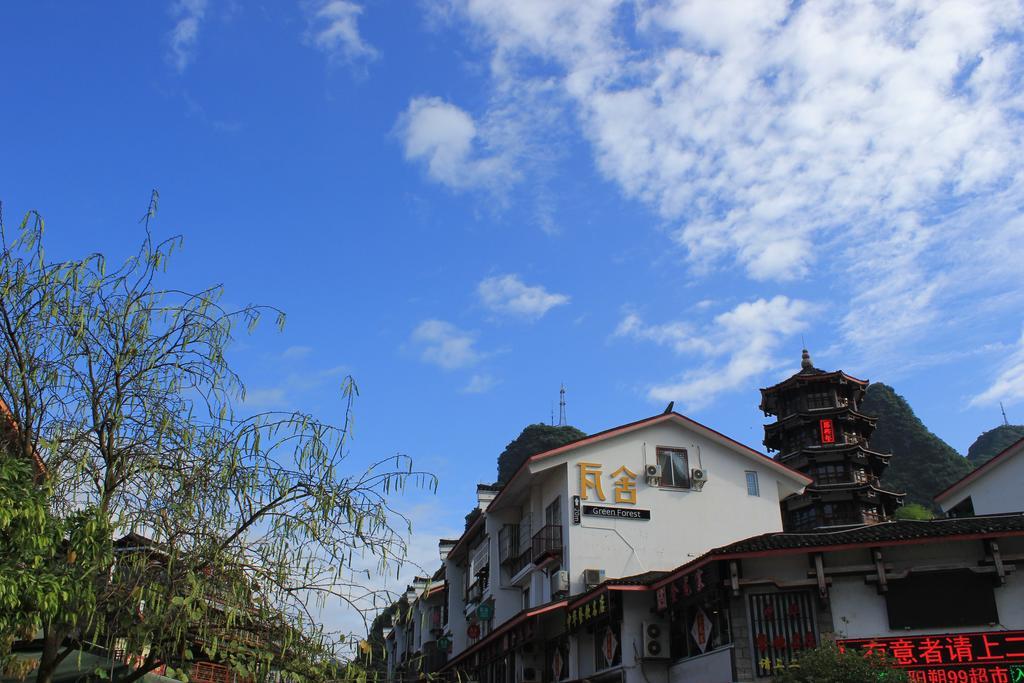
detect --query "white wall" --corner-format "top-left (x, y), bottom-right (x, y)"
top-left (543, 421), bottom-right (796, 593)
top-left (746, 538), bottom-right (1024, 639)
top-left (940, 447), bottom-right (1024, 515)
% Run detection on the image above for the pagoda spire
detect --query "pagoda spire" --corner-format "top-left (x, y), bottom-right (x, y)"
top-left (801, 348), bottom-right (813, 371)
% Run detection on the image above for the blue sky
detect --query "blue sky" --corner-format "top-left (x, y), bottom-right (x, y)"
top-left (3, 0), bottom-right (1024, 637)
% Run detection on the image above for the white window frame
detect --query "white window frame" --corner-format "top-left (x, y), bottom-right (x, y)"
top-left (745, 470), bottom-right (760, 497)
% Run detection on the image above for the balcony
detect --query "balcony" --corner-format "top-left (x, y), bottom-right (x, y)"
top-left (531, 524), bottom-right (562, 564)
top-left (498, 524), bottom-right (519, 564)
top-left (470, 539), bottom-right (490, 579)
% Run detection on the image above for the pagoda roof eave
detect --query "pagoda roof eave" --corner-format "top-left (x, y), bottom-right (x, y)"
top-left (760, 369), bottom-right (869, 397)
top-left (764, 408), bottom-right (878, 432)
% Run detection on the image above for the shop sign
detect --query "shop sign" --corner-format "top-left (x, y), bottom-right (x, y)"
top-left (582, 504), bottom-right (651, 520)
top-left (661, 565), bottom-right (714, 609)
top-left (819, 418), bottom-right (835, 444)
top-left (566, 594), bottom-right (608, 631)
top-left (572, 495), bottom-right (581, 524)
top-left (578, 462), bottom-right (641, 505)
top-left (839, 631), bottom-right (1024, 682)
top-left (436, 636), bottom-right (450, 651)
top-left (476, 603), bottom-right (493, 620)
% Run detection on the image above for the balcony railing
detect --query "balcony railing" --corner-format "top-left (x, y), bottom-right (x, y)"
top-left (470, 539), bottom-right (490, 577)
top-left (498, 524), bottom-right (518, 564)
top-left (191, 662), bottom-right (254, 683)
top-left (531, 524), bottom-right (562, 563)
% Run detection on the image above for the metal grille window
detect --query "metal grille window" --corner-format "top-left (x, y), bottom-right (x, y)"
top-left (745, 471), bottom-right (760, 497)
top-left (748, 591), bottom-right (817, 678)
top-left (657, 447), bottom-right (690, 488)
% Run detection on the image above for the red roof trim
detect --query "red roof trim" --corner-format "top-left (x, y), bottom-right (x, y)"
top-left (439, 600), bottom-right (567, 671)
top-left (934, 436), bottom-right (1024, 503)
top-left (487, 412), bottom-right (810, 514)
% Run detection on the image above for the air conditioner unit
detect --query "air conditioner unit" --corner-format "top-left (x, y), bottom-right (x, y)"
top-left (645, 463), bottom-right (662, 485)
top-left (550, 570), bottom-right (569, 597)
top-left (691, 467), bottom-right (708, 491)
top-left (642, 620), bottom-right (669, 659)
top-left (583, 568), bottom-right (606, 590)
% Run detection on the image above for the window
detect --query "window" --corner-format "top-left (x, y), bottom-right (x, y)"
top-left (657, 447), bottom-right (690, 488)
top-left (814, 463), bottom-right (847, 485)
top-left (745, 471), bottom-right (760, 497)
top-left (545, 497), bottom-right (561, 527)
top-left (789, 507), bottom-right (817, 530)
top-left (805, 390), bottom-right (832, 410)
top-left (748, 591), bottom-right (817, 678)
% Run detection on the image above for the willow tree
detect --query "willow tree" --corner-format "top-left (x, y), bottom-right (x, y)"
top-left (0, 195), bottom-right (434, 683)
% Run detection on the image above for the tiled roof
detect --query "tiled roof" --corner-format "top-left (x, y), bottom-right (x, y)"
top-left (651, 513), bottom-right (1024, 589)
top-left (604, 570), bottom-right (668, 586)
top-left (707, 513), bottom-right (1024, 555)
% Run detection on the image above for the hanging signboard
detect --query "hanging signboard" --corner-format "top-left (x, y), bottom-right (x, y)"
top-left (572, 495), bottom-right (581, 525)
top-left (819, 418), bottom-right (835, 444)
top-left (839, 631), bottom-right (1024, 682)
top-left (476, 603), bottom-right (493, 620)
top-left (601, 626), bottom-right (619, 668)
top-left (691, 608), bottom-right (712, 653)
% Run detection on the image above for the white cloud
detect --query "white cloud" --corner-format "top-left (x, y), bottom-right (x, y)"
top-left (241, 387), bottom-right (287, 409)
top-left (411, 319), bottom-right (484, 370)
top-left (282, 345), bottom-right (313, 360)
top-left (397, 97), bottom-right (518, 191)
top-left (307, 0), bottom-right (378, 64)
top-left (462, 373), bottom-right (498, 394)
top-left (971, 328), bottom-right (1024, 408)
top-left (478, 274), bottom-right (569, 320)
top-left (616, 296), bottom-right (813, 410)
top-left (443, 0), bottom-right (1024, 355)
top-left (167, 0), bottom-right (207, 73)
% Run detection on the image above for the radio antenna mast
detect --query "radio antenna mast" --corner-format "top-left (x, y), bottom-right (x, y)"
top-left (558, 384), bottom-right (567, 426)
top-left (1001, 402), bottom-right (1010, 426)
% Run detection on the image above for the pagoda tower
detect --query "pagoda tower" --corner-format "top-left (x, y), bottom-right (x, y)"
top-left (760, 350), bottom-right (903, 531)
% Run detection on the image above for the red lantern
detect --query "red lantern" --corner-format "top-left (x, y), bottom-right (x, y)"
top-left (756, 634), bottom-right (768, 652)
top-left (467, 623), bottom-right (481, 639)
top-left (763, 604), bottom-right (775, 620)
top-left (773, 635), bottom-right (787, 650)
top-left (804, 632), bottom-right (816, 649)
top-left (788, 602), bottom-right (800, 617)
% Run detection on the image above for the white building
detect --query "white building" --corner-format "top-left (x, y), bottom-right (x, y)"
top-left (935, 436), bottom-right (1024, 517)
top-left (399, 410), bottom-right (812, 683)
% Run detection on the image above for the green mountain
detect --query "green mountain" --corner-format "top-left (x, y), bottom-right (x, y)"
top-left (862, 383), bottom-right (973, 509)
top-left (496, 423), bottom-right (586, 485)
top-left (966, 424), bottom-right (1024, 466)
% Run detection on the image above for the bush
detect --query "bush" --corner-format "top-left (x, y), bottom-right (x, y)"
top-left (772, 641), bottom-right (909, 682)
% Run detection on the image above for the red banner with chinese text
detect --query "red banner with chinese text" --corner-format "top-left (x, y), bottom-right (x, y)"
top-left (839, 631), bottom-right (1024, 683)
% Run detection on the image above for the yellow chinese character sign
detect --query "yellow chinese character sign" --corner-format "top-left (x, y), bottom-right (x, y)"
top-left (610, 466), bottom-right (638, 504)
top-left (578, 462), bottom-right (605, 501)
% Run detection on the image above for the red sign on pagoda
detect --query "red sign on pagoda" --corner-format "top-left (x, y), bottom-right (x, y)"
top-left (839, 630), bottom-right (1024, 682)
top-left (819, 419), bottom-right (835, 444)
